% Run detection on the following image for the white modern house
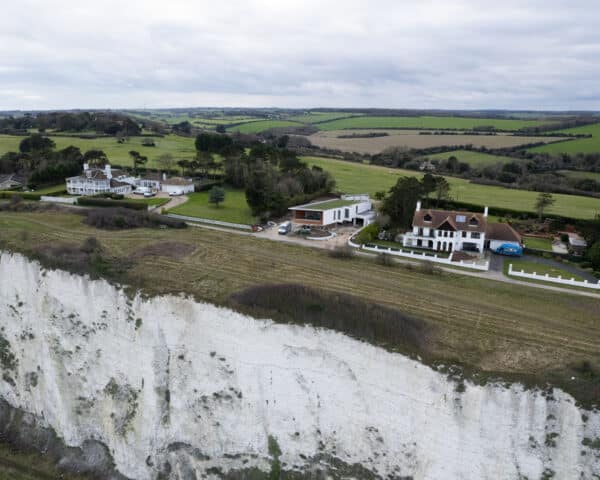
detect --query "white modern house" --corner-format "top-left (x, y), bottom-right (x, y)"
top-left (66, 164), bottom-right (133, 195)
top-left (289, 194), bottom-right (375, 227)
top-left (403, 201), bottom-right (488, 254)
top-left (161, 177), bottom-right (195, 195)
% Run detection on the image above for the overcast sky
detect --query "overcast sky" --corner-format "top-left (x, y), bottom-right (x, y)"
top-left (1, 0), bottom-right (599, 111)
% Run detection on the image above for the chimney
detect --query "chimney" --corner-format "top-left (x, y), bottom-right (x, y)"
top-left (83, 163), bottom-right (89, 171)
top-left (416, 201), bottom-right (421, 212)
top-left (484, 206), bottom-right (488, 217)
top-left (163, 172), bottom-right (167, 181)
top-left (104, 164), bottom-right (112, 180)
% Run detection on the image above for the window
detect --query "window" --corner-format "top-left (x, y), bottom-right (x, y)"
top-left (469, 217), bottom-right (479, 227)
top-left (462, 231), bottom-right (467, 238)
top-left (418, 228), bottom-right (423, 236)
top-left (345, 208), bottom-right (350, 219)
top-left (305, 211), bottom-right (322, 221)
top-left (456, 215), bottom-right (466, 222)
top-left (424, 214), bottom-right (432, 222)
top-left (471, 232), bottom-right (481, 239)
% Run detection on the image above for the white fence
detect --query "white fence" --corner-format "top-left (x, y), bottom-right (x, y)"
top-left (166, 213), bottom-right (252, 231)
top-left (40, 195), bottom-right (77, 205)
top-left (359, 242), bottom-right (490, 271)
top-left (508, 263), bottom-right (600, 290)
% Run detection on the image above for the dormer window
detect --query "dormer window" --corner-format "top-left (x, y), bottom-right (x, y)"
top-left (424, 213), bottom-right (432, 222)
top-left (469, 217), bottom-right (478, 227)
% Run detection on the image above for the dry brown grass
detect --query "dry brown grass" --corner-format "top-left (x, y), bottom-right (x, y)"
top-left (308, 129), bottom-right (567, 154)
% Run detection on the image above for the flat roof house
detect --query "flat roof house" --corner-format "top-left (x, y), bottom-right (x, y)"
top-left (289, 194), bottom-right (375, 227)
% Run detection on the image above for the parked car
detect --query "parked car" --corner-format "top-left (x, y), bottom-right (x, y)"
top-left (169, 189), bottom-right (184, 196)
top-left (278, 221), bottom-right (292, 235)
top-left (143, 191), bottom-right (155, 198)
top-left (298, 225), bottom-right (311, 235)
top-left (494, 243), bottom-right (523, 257)
top-left (134, 187), bottom-right (150, 195)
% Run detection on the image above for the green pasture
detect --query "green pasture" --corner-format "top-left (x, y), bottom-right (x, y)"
top-left (315, 116), bottom-right (550, 131)
top-left (529, 122), bottom-right (600, 154)
top-left (302, 156), bottom-right (600, 219)
top-left (424, 149), bottom-right (517, 167)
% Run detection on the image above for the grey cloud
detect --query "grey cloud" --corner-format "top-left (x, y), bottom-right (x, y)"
top-left (1, 0), bottom-right (599, 110)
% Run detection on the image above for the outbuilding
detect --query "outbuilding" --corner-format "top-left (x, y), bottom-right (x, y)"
top-left (485, 222), bottom-right (522, 252)
top-left (161, 177), bottom-right (195, 195)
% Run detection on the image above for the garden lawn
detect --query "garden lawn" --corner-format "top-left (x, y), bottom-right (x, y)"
top-left (315, 116), bottom-right (550, 131)
top-left (507, 259), bottom-right (585, 281)
top-left (302, 156), bottom-right (600, 220)
top-left (0, 134), bottom-right (197, 169)
top-left (523, 236), bottom-right (553, 251)
top-left (169, 187), bottom-right (256, 225)
top-left (424, 149), bottom-right (518, 167)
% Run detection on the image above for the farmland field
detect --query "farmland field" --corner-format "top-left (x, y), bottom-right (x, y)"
top-left (557, 170), bottom-right (600, 181)
top-left (227, 120), bottom-right (304, 134)
top-left (286, 112), bottom-right (360, 124)
top-left (315, 115), bottom-right (551, 131)
top-left (0, 211), bottom-right (598, 406)
top-left (0, 134), bottom-right (196, 169)
top-left (169, 187), bottom-right (256, 225)
top-left (307, 130), bottom-right (568, 154)
top-left (424, 149), bottom-right (518, 167)
top-left (302, 156), bottom-right (600, 219)
top-left (529, 122), bottom-right (600, 154)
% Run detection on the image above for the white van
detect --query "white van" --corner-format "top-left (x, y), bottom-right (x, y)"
top-left (169, 189), bottom-right (184, 197)
top-left (278, 221), bottom-right (292, 235)
top-left (134, 186), bottom-right (150, 195)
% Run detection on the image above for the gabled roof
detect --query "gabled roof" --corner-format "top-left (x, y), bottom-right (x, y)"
top-left (0, 173), bottom-right (26, 186)
top-left (413, 209), bottom-right (487, 233)
top-left (485, 222), bottom-right (521, 243)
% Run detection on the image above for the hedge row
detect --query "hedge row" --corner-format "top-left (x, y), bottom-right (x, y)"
top-left (77, 197), bottom-right (147, 210)
top-left (0, 191), bottom-right (42, 201)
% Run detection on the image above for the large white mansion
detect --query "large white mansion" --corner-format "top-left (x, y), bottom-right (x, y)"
top-left (403, 201), bottom-right (521, 255)
top-left (66, 164), bottom-right (194, 196)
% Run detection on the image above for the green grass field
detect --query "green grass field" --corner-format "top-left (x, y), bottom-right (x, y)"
top-left (169, 187), bottom-right (255, 224)
top-left (0, 134), bottom-right (196, 169)
top-left (557, 169), bottom-right (600, 181)
top-left (529, 122), bottom-right (600, 154)
top-left (424, 149), bottom-right (517, 167)
top-left (227, 120), bottom-right (304, 134)
top-left (302, 156), bottom-right (600, 219)
top-left (507, 259), bottom-right (585, 281)
top-left (286, 112), bottom-right (360, 124)
top-left (523, 236), bottom-right (553, 251)
top-left (315, 116), bottom-right (550, 131)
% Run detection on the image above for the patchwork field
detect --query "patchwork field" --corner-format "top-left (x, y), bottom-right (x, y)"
top-left (424, 149), bottom-right (518, 167)
top-left (169, 187), bottom-right (256, 225)
top-left (302, 156), bottom-right (600, 219)
top-left (529, 122), bottom-right (600, 154)
top-left (558, 170), bottom-right (600, 181)
top-left (227, 120), bottom-right (304, 134)
top-left (314, 115), bottom-right (551, 131)
top-left (307, 130), bottom-right (566, 154)
top-left (0, 134), bottom-right (196, 169)
top-left (0, 211), bottom-right (598, 406)
top-left (286, 112), bottom-right (360, 124)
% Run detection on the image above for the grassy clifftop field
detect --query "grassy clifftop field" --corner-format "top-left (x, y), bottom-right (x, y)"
top-left (0, 210), bottom-right (598, 407)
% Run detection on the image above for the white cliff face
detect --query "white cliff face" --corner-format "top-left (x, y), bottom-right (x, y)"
top-left (0, 251), bottom-right (598, 480)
